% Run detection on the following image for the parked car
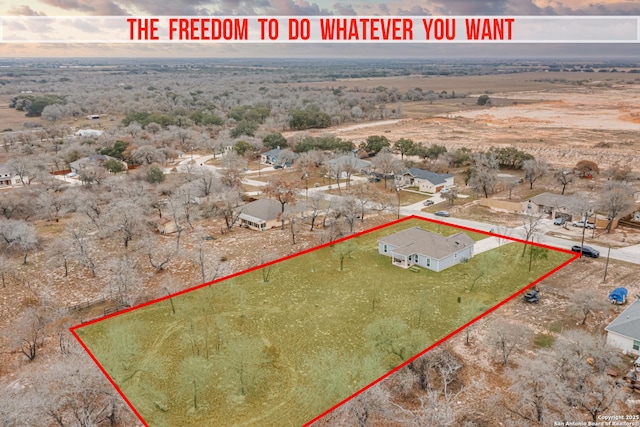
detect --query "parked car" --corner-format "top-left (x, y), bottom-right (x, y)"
top-left (570, 245), bottom-right (600, 258)
top-left (368, 176), bottom-right (381, 183)
top-left (523, 289), bottom-right (540, 303)
top-left (423, 200), bottom-right (435, 206)
top-left (434, 211), bottom-right (450, 217)
top-left (553, 217), bottom-right (566, 226)
top-left (440, 188), bottom-right (451, 194)
top-left (572, 220), bottom-right (595, 229)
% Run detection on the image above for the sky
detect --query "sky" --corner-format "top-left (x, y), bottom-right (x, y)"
top-left (1, 0), bottom-right (639, 58)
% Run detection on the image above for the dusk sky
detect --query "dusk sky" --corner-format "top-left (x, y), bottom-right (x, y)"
top-left (1, 0), bottom-right (639, 58)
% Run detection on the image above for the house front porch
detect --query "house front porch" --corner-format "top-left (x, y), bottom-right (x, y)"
top-left (391, 252), bottom-right (417, 269)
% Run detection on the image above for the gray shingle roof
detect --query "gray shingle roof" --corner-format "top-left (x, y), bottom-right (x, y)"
top-left (238, 199), bottom-right (308, 223)
top-left (529, 192), bottom-right (570, 208)
top-left (405, 168), bottom-right (452, 186)
top-left (69, 154), bottom-right (124, 171)
top-left (238, 199), bottom-right (283, 223)
top-left (606, 298), bottom-right (640, 340)
top-left (379, 227), bottom-right (474, 260)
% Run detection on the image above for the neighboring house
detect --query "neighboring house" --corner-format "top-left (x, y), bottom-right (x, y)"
top-left (522, 192), bottom-right (572, 218)
top-left (378, 227), bottom-right (474, 272)
top-left (260, 147), bottom-right (297, 167)
top-left (605, 298), bottom-right (640, 356)
top-left (325, 155), bottom-right (371, 178)
top-left (69, 155), bottom-right (127, 175)
top-left (0, 164), bottom-right (29, 186)
top-left (395, 168), bottom-right (454, 193)
top-left (237, 199), bottom-right (309, 231)
top-left (75, 129), bottom-right (104, 138)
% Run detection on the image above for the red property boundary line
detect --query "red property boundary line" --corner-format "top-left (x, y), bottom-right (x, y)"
top-left (69, 215), bottom-right (579, 427)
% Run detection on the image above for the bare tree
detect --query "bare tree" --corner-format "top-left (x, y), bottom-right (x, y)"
top-left (140, 234), bottom-right (175, 273)
top-left (66, 221), bottom-right (99, 277)
top-left (74, 190), bottom-right (110, 231)
top-left (485, 319), bottom-right (532, 366)
top-left (370, 147), bottom-right (403, 188)
top-left (346, 183), bottom-right (377, 223)
top-left (45, 235), bottom-right (73, 277)
top-left (598, 180), bottom-right (634, 233)
top-left (191, 234), bottom-right (219, 284)
top-left (214, 336), bottom-right (270, 398)
top-left (552, 330), bottom-right (623, 423)
top-left (12, 307), bottom-right (48, 361)
top-left (337, 195), bottom-right (360, 234)
top-left (131, 145), bottom-right (166, 165)
top-left (468, 153), bottom-right (499, 198)
top-left (571, 292), bottom-right (609, 325)
top-left (503, 357), bottom-right (562, 424)
top-left (104, 200), bottom-right (145, 248)
top-left (306, 192), bottom-right (325, 231)
top-left (211, 186), bottom-right (243, 230)
top-left (441, 187), bottom-right (458, 206)
top-left (554, 170), bottom-right (574, 195)
top-left (520, 213), bottom-right (543, 257)
top-left (190, 166), bottom-right (218, 197)
top-left (263, 178), bottom-right (299, 230)
top-left (106, 254), bottom-right (142, 305)
top-left (219, 151), bottom-right (246, 189)
top-left (523, 158), bottom-right (549, 190)
top-left (0, 219), bottom-right (39, 264)
top-left (333, 240), bottom-right (357, 271)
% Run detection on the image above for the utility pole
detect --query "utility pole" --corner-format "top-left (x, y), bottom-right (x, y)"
top-left (603, 246), bottom-right (611, 283)
top-left (580, 210), bottom-right (587, 256)
top-left (396, 186), bottom-right (401, 219)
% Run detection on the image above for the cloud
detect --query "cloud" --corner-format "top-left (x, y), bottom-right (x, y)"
top-left (40, 0), bottom-right (129, 15)
top-left (8, 5), bottom-right (47, 16)
top-left (268, 0), bottom-right (333, 15)
top-left (332, 3), bottom-right (357, 16)
top-left (395, 5), bottom-right (433, 15)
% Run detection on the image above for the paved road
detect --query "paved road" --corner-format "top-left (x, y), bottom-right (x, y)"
top-left (168, 157), bottom-right (640, 266)
top-left (402, 207), bottom-right (640, 265)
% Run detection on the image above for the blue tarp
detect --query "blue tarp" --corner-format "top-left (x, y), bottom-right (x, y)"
top-left (608, 287), bottom-right (628, 304)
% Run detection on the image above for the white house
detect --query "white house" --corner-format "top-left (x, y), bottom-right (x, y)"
top-left (395, 168), bottom-right (454, 193)
top-left (75, 129), bottom-right (104, 138)
top-left (0, 164), bottom-right (29, 187)
top-left (605, 298), bottom-right (640, 356)
top-left (378, 227), bottom-right (474, 272)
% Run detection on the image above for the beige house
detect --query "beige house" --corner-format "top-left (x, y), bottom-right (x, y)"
top-left (522, 192), bottom-right (572, 219)
top-left (237, 199), bottom-right (308, 231)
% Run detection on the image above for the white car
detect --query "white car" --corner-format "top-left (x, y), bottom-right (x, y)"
top-left (572, 220), bottom-right (595, 229)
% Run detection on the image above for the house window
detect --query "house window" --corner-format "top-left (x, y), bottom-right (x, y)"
top-left (383, 244), bottom-right (387, 253)
top-left (455, 253), bottom-right (457, 258)
top-left (426, 258), bottom-right (430, 267)
top-left (634, 340), bottom-right (640, 351)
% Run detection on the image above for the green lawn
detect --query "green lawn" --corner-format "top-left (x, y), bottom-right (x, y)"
top-left (75, 218), bottom-right (573, 427)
